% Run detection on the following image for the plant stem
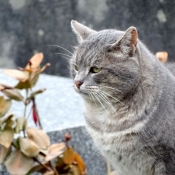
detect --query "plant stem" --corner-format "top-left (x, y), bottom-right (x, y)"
top-left (33, 157), bottom-right (52, 172)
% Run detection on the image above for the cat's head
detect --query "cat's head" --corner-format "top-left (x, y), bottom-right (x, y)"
top-left (70, 20), bottom-right (140, 104)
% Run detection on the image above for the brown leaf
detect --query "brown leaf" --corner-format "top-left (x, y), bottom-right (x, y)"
top-left (26, 127), bottom-right (50, 149)
top-left (26, 53), bottom-right (43, 69)
top-left (69, 164), bottom-right (81, 175)
top-left (0, 145), bottom-right (11, 163)
top-left (15, 72), bottom-right (40, 89)
top-left (43, 170), bottom-right (55, 175)
top-left (0, 128), bottom-right (14, 148)
top-left (0, 97), bottom-right (12, 117)
top-left (2, 88), bottom-right (24, 101)
top-left (0, 114), bottom-right (14, 125)
top-left (19, 137), bottom-right (40, 157)
top-left (5, 150), bottom-right (33, 175)
top-left (5, 119), bottom-right (15, 128)
top-left (45, 143), bottom-right (66, 162)
top-left (30, 72), bottom-right (40, 87)
top-left (15, 117), bottom-right (27, 133)
top-left (15, 80), bottom-right (31, 90)
top-left (3, 69), bottom-right (29, 82)
top-left (63, 147), bottom-right (75, 165)
top-left (28, 88), bottom-right (46, 99)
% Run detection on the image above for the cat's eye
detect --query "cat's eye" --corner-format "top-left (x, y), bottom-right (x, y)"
top-left (90, 67), bottom-right (101, 73)
top-left (74, 65), bottom-right (79, 71)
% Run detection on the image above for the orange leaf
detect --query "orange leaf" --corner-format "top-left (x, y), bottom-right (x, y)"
top-left (74, 152), bottom-right (86, 174)
top-left (155, 51), bottom-right (168, 63)
top-left (26, 53), bottom-right (43, 69)
top-left (63, 147), bottom-right (75, 165)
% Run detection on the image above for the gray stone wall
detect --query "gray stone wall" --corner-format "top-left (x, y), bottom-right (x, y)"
top-left (0, 0), bottom-right (175, 76)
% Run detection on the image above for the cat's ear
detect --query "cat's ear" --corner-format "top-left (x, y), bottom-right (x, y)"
top-left (110, 27), bottom-right (138, 56)
top-left (71, 20), bottom-right (96, 43)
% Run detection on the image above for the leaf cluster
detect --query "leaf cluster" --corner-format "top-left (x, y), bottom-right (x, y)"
top-left (0, 53), bottom-right (86, 175)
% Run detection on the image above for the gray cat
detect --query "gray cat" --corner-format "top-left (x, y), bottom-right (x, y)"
top-left (70, 20), bottom-right (175, 175)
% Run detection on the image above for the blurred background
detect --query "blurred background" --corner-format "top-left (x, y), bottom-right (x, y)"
top-left (0, 0), bottom-right (175, 77)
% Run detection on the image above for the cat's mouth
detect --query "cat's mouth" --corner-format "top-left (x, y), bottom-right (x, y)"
top-left (74, 85), bottom-right (99, 96)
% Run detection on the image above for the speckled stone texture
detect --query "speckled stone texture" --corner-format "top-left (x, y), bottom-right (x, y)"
top-left (0, 0), bottom-right (175, 76)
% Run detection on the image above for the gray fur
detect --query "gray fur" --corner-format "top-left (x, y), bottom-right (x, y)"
top-left (70, 20), bottom-right (175, 175)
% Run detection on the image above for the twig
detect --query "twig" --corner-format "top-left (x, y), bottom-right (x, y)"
top-left (32, 157), bottom-right (52, 172)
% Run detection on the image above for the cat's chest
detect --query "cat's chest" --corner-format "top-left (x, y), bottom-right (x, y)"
top-left (84, 108), bottom-right (155, 175)
top-left (86, 124), bottom-right (155, 175)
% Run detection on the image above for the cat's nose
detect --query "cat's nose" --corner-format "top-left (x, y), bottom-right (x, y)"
top-left (74, 81), bottom-right (83, 89)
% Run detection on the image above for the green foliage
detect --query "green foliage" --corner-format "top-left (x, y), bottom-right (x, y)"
top-left (0, 53), bottom-right (86, 175)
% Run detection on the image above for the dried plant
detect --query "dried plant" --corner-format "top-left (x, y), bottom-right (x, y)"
top-left (0, 53), bottom-right (86, 175)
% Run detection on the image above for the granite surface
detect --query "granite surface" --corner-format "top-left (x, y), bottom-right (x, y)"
top-left (0, 0), bottom-right (175, 76)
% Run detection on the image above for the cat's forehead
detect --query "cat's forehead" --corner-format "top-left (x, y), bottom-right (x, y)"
top-left (75, 29), bottom-right (124, 64)
top-left (81, 29), bottom-right (124, 48)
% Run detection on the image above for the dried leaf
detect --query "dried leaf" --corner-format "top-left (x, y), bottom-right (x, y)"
top-left (0, 114), bottom-right (14, 125)
top-left (15, 72), bottom-right (40, 89)
top-left (19, 137), bottom-right (40, 157)
top-left (69, 164), bottom-right (81, 175)
top-left (5, 119), bottom-right (15, 128)
top-left (40, 63), bottom-right (51, 73)
top-left (28, 88), bottom-right (46, 99)
top-left (0, 97), bottom-right (12, 117)
top-left (15, 80), bottom-right (31, 90)
top-left (28, 164), bottom-right (47, 174)
top-left (0, 128), bottom-right (14, 148)
top-left (3, 69), bottom-right (28, 82)
top-left (155, 51), bottom-right (168, 63)
top-left (5, 150), bottom-right (33, 175)
top-left (74, 152), bottom-right (86, 174)
top-left (0, 145), bottom-right (11, 163)
top-left (26, 53), bottom-right (43, 69)
top-left (43, 171), bottom-right (55, 175)
top-left (15, 117), bottom-right (27, 133)
top-left (26, 127), bottom-right (50, 149)
top-left (30, 72), bottom-right (40, 87)
top-left (2, 88), bottom-right (24, 101)
top-left (45, 143), bottom-right (66, 162)
top-left (63, 147), bottom-right (75, 165)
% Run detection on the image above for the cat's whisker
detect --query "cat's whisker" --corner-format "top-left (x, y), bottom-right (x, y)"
top-left (49, 86), bottom-right (73, 96)
top-left (57, 92), bottom-right (72, 105)
top-left (100, 85), bottom-right (122, 92)
top-left (100, 90), bottom-right (125, 106)
top-left (93, 92), bottom-right (110, 116)
top-left (97, 92), bottom-right (116, 112)
top-left (59, 55), bottom-right (71, 60)
top-left (52, 53), bottom-right (72, 58)
top-left (89, 92), bottom-right (97, 106)
top-left (46, 45), bottom-right (74, 56)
